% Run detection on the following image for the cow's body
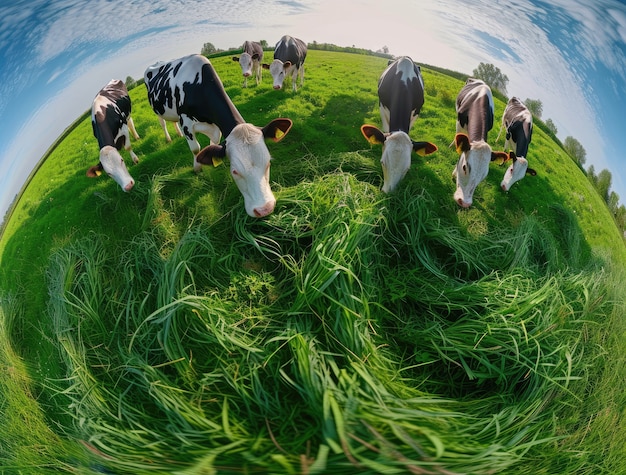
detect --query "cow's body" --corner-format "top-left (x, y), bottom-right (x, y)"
top-left (87, 79), bottom-right (140, 191)
top-left (144, 54), bottom-right (293, 217)
top-left (263, 35), bottom-right (307, 91)
top-left (497, 97), bottom-right (536, 191)
top-left (452, 78), bottom-right (508, 207)
top-left (232, 41), bottom-right (264, 87)
top-left (360, 56), bottom-right (437, 192)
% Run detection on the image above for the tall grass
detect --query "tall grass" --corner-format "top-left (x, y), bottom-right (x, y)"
top-left (39, 168), bottom-right (622, 473)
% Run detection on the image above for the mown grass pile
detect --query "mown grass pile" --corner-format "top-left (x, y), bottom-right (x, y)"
top-left (41, 169), bottom-right (620, 473)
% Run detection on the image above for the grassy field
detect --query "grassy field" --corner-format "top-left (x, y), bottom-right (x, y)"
top-left (1, 50), bottom-right (626, 474)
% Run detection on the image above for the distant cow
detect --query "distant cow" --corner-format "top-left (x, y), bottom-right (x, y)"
top-left (452, 78), bottom-right (509, 207)
top-left (87, 79), bottom-right (140, 192)
top-left (360, 56), bottom-right (438, 192)
top-left (497, 97), bottom-right (536, 191)
top-left (263, 35), bottom-right (307, 91)
top-left (232, 41), bottom-right (264, 87)
top-left (144, 54), bottom-right (293, 217)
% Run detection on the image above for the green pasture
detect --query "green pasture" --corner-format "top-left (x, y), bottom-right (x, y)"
top-left (1, 50), bottom-right (625, 474)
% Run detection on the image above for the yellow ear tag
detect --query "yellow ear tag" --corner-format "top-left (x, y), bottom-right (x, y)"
top-left (367, 135), bottom-right (381, 145)
top-left (95, 169), bottom-right (102, 177)
top-left (212, 157), bottom-right (223, 167)
top-left (275, 129), bottom-right (285, 140)
top-left (416, 149), bottom-right (427, 157)
top-left (455, 145), bottom-right (463, 155)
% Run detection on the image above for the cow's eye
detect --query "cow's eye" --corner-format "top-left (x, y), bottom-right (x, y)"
top-left (232, 169), bottom-right (239, 176)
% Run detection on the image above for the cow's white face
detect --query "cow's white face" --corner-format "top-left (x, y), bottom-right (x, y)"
top-left (453, 140), bottom-right (492, 208)
top-left (501, 156), bottom-right (528, 191)
top-left (269, 59), bottom-right (292, 89)
top-left (99, 145), bottom-right (135, 192)
top-left (380, 132), bottom-right (413, 193)
top-left (239, 52), bottom-right (253, 77)
top-left (226, 124), bottom-right (276, 217)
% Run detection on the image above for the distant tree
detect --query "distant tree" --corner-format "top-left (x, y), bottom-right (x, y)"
top-left (596, 169), bottom-right (613, 203)
top-left (544, 118), bottom-right (558, 135)
top-left (201, 42), bottom-right (217, 56)
top-left (524, 98), bottom-right (543, 118)
top-left (260, 40), bottom-right (269, 49)
top-left (125, 76), bottom-right (136, 89)
top-left (564, 136), bottom-right (586, 166)
top-left (608, 191), bottom-right (620, 215)
top-left (472, 62), bottom-right (509, 94)
top-left (615, 204), bottom-right (626, 235)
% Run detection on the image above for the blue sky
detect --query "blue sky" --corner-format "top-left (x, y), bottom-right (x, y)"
top-left (1, 0), bottom-right (625, 222)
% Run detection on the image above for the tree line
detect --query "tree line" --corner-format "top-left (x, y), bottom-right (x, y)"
top-left (472, 62), bottom-right (625, 237)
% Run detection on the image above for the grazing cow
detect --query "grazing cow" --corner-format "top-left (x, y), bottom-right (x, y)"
top-left (232, 41), bottom-right (264, 87)
top-left (87, 79), bottom-right (140, 192)
top-left (262, 35), bottom-right (307, 91)
top-left (360, 56), bottom-right (438, 192)
top-left (144, 54), bottom-right (293, 218)
top-left (452, 78), bottom-right (509, 207)
top-left (497, 97), bottom-right (537, 191)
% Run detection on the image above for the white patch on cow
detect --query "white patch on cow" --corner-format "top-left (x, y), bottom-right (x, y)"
top-left (454, 140), bottom-right (492, 208)
top-left (99, 145), bottom-right (135, 192)
top-left (226, 123), bottom-right (276, 218)
top-left (501, 156), bottom-right (529, 191)
top-left (380, 132), bottom-right (413, 193)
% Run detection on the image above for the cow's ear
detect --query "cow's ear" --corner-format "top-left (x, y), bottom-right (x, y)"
top-left (454, 133), bottom-right (470, 154)
top-left (361, 125), bottom-right (386, 145)
top-left (283, 61), bottom-right (292, 69)
top-left (252, 53), bottom-right (261, 60)
top-left (412, 141), bottom-right (438, 156)
top-left (196, 144), bottom-right (226, 167)
top-left (526, 167), bottom-right (537, 176)
top-left (232, 56), bottom-right (239, 62)
top-left (490, 151), bottom-right (509, 163)
top-left (86, 163), bottom-right (103, 178)
top-left (262, 63), bottom-right (270, 69)
top-left (262, 118), bottom-right (293, 142)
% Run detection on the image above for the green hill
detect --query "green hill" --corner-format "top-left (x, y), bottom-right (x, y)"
top-left (1, 50), bottom-right (625, 474)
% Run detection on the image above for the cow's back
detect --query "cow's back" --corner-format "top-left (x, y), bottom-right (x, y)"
top-left (91, 79), bottom-right (131, 149)
top-left (456, 79), bottom-right (494, 142)
top-left (144, 54), bottom-right (243, 136)
top-left (504, 98), bottom-right (533, 157)
top-left (377, 57), bottom-right (424, 133)
top-left (274, 36), bottom-right (307, 66)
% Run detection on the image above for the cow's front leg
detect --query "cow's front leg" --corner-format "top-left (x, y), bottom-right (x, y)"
top-left (179, 116), bottom-right (203, 172)
top-left (128, 116), bottom-right (140, 140)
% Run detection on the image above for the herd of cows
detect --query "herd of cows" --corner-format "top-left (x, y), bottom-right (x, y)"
top-left (88, 35), bottom-right (536, 217)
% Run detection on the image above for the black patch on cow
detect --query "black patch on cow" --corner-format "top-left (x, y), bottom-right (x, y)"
top-left (377, 57), bottom-right (425, 133)
top-left (274, 35), bottom-right (307, 67)
top-left (91, 80), bottom-right (132, 150)
top-left (456, 80), bottom-right (494, 142)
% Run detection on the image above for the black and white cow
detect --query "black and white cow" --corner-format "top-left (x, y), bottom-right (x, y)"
top-left (232, 41), bottom-right (264, 87)
top-left (452, 78), bottom-right (510, 207)
top-left (263, 35), bottom-right (307, 91)
top-left (497, 97), bottom-right (536, 191)
top-left (144, 54), bottom-right (293, 218)
top-left (360, 56), bottom-right (438, 192)
top-left (87, 79), bottom-right (140, 192)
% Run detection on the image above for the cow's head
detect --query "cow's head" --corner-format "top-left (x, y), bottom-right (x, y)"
top-left (86, 145), bottom-right (135, 192)
top-left (196, 119), bottom-right (293, 218)
top-left (452, 133), bottom-right (508, 208)
top-left (361, 125), bottom-right (437, 193)
top-left (500, 152), bottom-right (536, 191)
top-left (263, 60), bottom-right (293, 89)
top-left (234, 53), bottom-right (253, 77)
